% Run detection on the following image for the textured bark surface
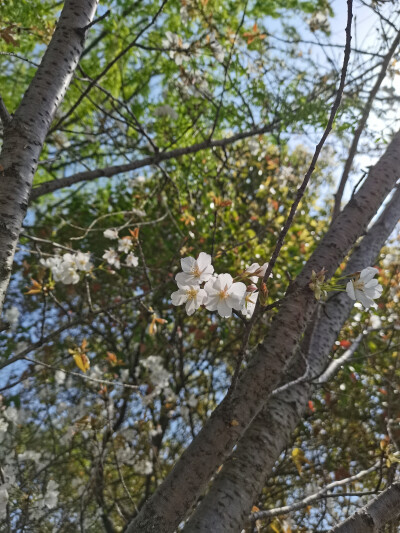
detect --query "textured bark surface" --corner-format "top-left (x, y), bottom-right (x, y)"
top-left (0, 0), bottom-right (98, 313)
top-left (329, 482), bottom-right (400, 533)
top-left (182, 183), bottom-right (400, 533)
top-left (127, 135), bottom-right (400, 533)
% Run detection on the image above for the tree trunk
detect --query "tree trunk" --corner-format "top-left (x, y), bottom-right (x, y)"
top-left (126, 134), bottom-right (400, 533)
top-left (182, 182), bottom-right (400, 532)
top-left (0, 0), bottom-right (98, 314)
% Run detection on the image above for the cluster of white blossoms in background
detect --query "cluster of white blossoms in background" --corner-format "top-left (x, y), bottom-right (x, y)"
top-left (310, 266), bottom-right (383, 310)
top-left (103, 228), bottom-right (139, 269)
top-left (171, 252), bottom-right (269, 318)
top-left (41, 252), bottom-right (92, 285)
top-left (162, 32), bottom-right (191, 65)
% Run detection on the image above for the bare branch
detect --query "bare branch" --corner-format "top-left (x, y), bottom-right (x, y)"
top-left (329, 482), bottom-right (400, 533)
top-left (332, 27), bottom-right (400, 220)
top-left (251, 462), bottom-right (380, 521)
top-left (29, 123), bottom-right (277, 200)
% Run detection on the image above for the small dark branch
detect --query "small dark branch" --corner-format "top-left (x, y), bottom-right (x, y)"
top-left (30, 122), bottom-right (279, 200)
top-left (332, 26), bottom-right (400, 220)
top-left (328, 482), bottom-right (400, 533)
top-left (261, 0), bottom-right (353, 285)
top-left (230, 0), bottom-right (353, 386)
top-left (83, 9), bottom-right (110, 31)
top-left (351, 171), bottom-right (367, 198)
top-left (0, 95), bottom-right (11, 126)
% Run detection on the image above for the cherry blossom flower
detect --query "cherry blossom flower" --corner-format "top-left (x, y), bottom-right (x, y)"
top-left (126, 252), bottom-right (139, 267)
top-left (40, 256), bottom-right (62, 269)
top-left (241, 292), bottom-right (258, 318)
top-left (103, 249), bottom-right (120, 269)
top-left (204, 273), bottom-right (246, 317)
top-left (171, 284), bottom-right (208, 316)
top-left (118, 237), bottom-right (133, 253)
top-left (175, 252), bottom-right (214, 286)
top-left (241, 291), bottom-right (258, 318)
top-left (47, 253), bottom-right (80, 284)
top-left (103, 228), bottom-right (119, 240)
top-left (244, 262), bottom-right (270, 283)
top-left (346, 267), bottom-right (383, 309)
top-left (73, 251), bottom-right (92, 272)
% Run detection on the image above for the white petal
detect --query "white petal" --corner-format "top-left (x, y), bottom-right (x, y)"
top-left (245, 263), bottom-right (260, 274)
top-left (197, 289), bottom-right (208, 305)
top-left (230, 282), bottom-right (247, 299)
top-left (181, 256), bottom-right (196, 273)
top-left (205, 295), bottom-right (219, 311)
top-left (171, 290), bottom-right (187, 306)
top-left (200, 265), bottom-right (214, 282)
top-left (186, 299), bottom-right (197, 316)
top-left (218, 273), bottom-right (233, 288)
top-left (346, 281), bottom-right (356, 300)
top-left (197, 252), bottom-right (212, 270)
top-left (176, 272), bottom-right (198, 286)
top-left (364, 279), bottom-right (379, 289)
top-left (365, 283), bottom-right (383, 299)
top-left (360, 267), bottom-right (379, 284)
top-left (356, 290), bottom-right (374, 309)
top-left (217, 299), bottom-right (232, 317)
top-left (204, 278), bottom-right (216, 292)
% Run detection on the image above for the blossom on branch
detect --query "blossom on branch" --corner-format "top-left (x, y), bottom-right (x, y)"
top-left (346, 267), bottom-right (383, 309)
top-left (103, 249), bottom-right (120, 269)
top-left (126, 252), bottom-right (139, 267)
top-left (244, 262), bottom-right (270, 282)
top-left (241, 291), bottom-right (258, 318)
top-left (103, 228), bottom-right (119, 240)
top-left (171, 285), bottom-right (208, 316)
top-left (175, 252), bottom-right (214, 286)
top-left (204, 273), bottom-right (246, 317)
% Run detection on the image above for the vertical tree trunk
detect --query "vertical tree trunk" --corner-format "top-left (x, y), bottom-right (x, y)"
top-left (182, 183), bottom-right (400, 533)
top-left (127, 134), bottom-right (400, 533)
top-left (0, 0), bottom-right (98, 314)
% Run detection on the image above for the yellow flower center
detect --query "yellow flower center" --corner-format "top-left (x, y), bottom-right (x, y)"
top-left (186, 288), bottom-right (198, 300)
top-left (192, 264), bottom-right (201, 278)
top-left (219, 285), bottom-right (229, 300)
top-left (353, 280), bottom-right (365, 290)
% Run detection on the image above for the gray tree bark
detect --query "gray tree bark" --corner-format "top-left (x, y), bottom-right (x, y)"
top-left (127, 134), bottom-right (400, 533)
top-left (182, 182), bottom-right (400, 532)
top-left (0, 0), bottom-right (98, 314)
top-left (329, 482), bottom-right (400, 533)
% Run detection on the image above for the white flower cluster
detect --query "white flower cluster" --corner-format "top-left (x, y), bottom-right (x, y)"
top-left (103, 229), bottom-right (139, 269)
top-left (41, 252), bottom-right (92, 285)
top-left (162, 32), bottom-right (191, 65)
top-left (171, 252), bottom-right (268, 318)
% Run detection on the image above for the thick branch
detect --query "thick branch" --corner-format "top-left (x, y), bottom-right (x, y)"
top-left (329, 482), bottom-right (400, 533)
top-left (0, 0), bottom-right (98, 315)
top-left (181, 182), bottom-right (400, 533)
top-left (29, 124), bottom-right (276, 200)
top-left (126, 120), bottom-right (400, 532)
